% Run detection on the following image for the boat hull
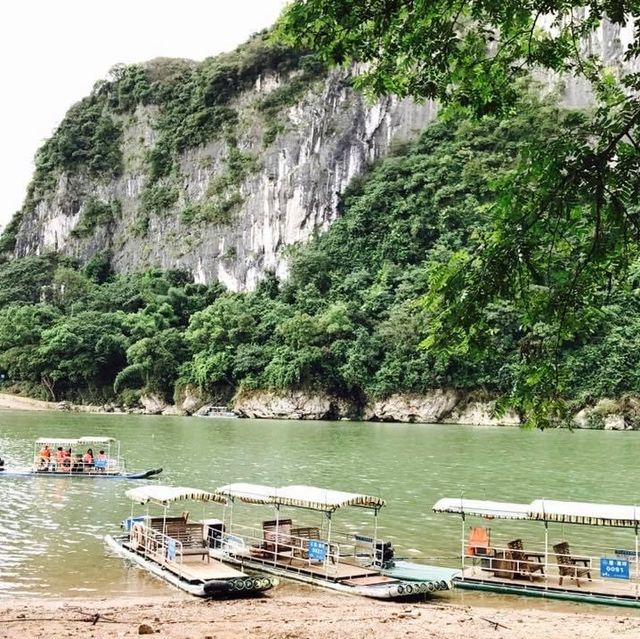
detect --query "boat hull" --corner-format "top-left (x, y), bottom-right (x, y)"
top-left (105, 535), bottom-right (273, 598)
top-left (0, 467), bottom-right (163, 479)
top-left (380, 560), bottom-right (459, 588)
top-left (211, 550), bottom-right (448, 599)
top-left (454, 576), bottom-right (640, 609)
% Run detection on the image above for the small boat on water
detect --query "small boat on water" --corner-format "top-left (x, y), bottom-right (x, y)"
top-left (0, 436), bottom-right (162, 479)
top-left (195, 405), bottom-right (238, 418)
top-left (105, 485), bottom-right (274, 598)
top-left (211, 483), bottom-right (457, 599)
top-left (433, 496), bottom-right (640, 608)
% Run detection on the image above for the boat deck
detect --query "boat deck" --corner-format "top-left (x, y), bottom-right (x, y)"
top-left (459, 566), bottom-right (640, 604)
top-left (233, 551), bottom-right (380, 581)
top-left (124, 542), bottom-right (241, 582)
top-left (165, 555), bottom-right (241, 581)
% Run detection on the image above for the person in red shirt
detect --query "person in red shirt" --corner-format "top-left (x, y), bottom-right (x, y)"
top-left (82, 448), bottom-right (94, 470)
top-left (37, 445), bottom-right (51, 469)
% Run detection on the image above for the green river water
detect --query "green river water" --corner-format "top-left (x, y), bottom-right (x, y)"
top-left (1, 409), bottom-right (639, 607)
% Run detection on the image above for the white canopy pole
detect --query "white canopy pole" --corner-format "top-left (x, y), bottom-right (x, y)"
top-left (326, 512), bottom-right (333, 574)
top-left (461, 514), bottom-right (465, 577)
top-left (544, 521), bottom-right (549, 591)
top-left (635, 524), bottom-right (638, 599)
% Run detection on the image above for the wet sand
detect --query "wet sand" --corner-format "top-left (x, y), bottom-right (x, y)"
top-left (0, 589), bottom-right (637, 639)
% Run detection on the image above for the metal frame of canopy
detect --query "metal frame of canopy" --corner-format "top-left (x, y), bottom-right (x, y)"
top-left (33, 436), bottom-right (122, 472)
top-left (215, 483), bottom-right (386, 566)
top-left (433, 497), bottom-right (640, 605)
top-left (125, 485), bottom-right (227, 534)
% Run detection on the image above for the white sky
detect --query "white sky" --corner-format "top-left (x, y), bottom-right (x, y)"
top-left (0, 0), bottom-right (288, 229)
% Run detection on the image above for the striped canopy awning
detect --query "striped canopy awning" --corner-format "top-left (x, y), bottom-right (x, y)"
top-left (35, 436), bottom-right (116, 445)
top-left (529, 500), bottom-right (640, 527)
top-left (126, 485), bottom-right (227, 506)
top-left (275, 485), bottom-right (385, 511)
top-left (216, 483), bottom-right (385, 512)
top-left (215, 483), bottom-right (278, 504)
top-left (433, 498), bottom-right (530, 520)
top-left (433, 497), bottom-right (640, 528)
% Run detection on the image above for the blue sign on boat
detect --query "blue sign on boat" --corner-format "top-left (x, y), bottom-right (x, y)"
top-left (600, 557), bottom-right (630, 579)
top-left (308, 539), bottom-right (328, 561)
top-left (167, 538), bottom-right (177, 560)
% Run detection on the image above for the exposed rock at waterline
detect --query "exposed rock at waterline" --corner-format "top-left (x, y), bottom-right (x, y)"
top-left (234, 389), bottom-right (348, 420)
top-left (363, 390), bottom-right (461, 424)
top-left (443, 400), bottom-right (521, 426)
top-left (175, 385), bottom-right (204, 415)
top-left (139, 393), bottom-right (167, 415)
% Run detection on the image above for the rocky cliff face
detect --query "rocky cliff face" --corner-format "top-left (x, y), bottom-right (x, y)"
top-left (10, 21), bottom-right (637, 292)
top-left (11, 52), bottom-right (435, 291)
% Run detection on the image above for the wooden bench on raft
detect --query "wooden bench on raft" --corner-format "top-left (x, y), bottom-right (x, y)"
top-left (250, 519), bottom-right (295, 562)
top-left (149, 516), bottom-right (209, 561)
top-left (291, 527), bottom-right (321, 559)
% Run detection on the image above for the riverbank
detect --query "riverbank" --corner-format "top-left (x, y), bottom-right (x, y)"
top-left (0, 388), bottom-right (634, 430)
top-left (0, 392), bottom-right (58, 411)
top-left (0, 590), bottom-right (636, 638)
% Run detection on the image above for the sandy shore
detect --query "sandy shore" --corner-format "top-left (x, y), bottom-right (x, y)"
top-left (0, 392), bottom-right (58, 411)
top-left (0, 589), bottom-right (637, 639)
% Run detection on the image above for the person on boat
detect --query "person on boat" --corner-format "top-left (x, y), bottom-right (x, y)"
top-left (82, 448), bottom-right (94, 470)
top-left (51, 446), bottom-right (62, 470)
top-left (95, 450), bottom-right (107, 472)
top-left (37, 445), bottom-right (51, 469)
top-left (71, 453), bottom-right (84, 472)
top-left (54, 446), bottom-right (65, 468)
top-left (56, 448), bottom-right (71, 472)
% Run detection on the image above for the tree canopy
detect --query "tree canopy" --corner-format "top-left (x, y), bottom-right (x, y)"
top-left (277, 1), bottom-right (640, 424)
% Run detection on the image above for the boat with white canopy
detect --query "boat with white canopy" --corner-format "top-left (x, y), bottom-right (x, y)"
top-left (433, 496), bottom-right (640, 607)
top-left (0, 436), bottom-right (162, 479)
top-left (211, 482), bottom-right (457, 599)
top-left (104, 485), bottom-right (274, 598)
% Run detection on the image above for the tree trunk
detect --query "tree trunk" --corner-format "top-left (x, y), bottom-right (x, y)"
top-left (41, 375), bottom-right (57, 402)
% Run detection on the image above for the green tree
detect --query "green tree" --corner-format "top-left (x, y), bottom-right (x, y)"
top-left (278, 1), bottom-right (640, 423)
top-left (123, 329), bottom-right (190, 399)
top-left (37, 312), bottom-right (128, 400)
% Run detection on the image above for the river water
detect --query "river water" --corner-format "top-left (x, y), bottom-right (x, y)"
top-left (1, 409), bottom-right (639, 603)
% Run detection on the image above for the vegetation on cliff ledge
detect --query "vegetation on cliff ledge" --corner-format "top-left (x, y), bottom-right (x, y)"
top-left (0, 31), bottom-right (325, 255)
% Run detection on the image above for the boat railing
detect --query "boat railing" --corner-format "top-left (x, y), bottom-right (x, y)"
top-left (220, 524), bottom-right (346, 575)
top-left (33, 457), bottom-right (124, 474)
top-left (464, 540), bottom-right (640, 594)
top-left (129, 523), bottom-right (201, 569)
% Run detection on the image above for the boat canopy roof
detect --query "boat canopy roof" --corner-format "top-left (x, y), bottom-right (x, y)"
top-left (126, 485), bottom-right (227, 506)
top-left (35, 436), bottom-right (116, 445)
top-left (529, 500), bottom-right (640, 527)
top-left (216, 483), bottom-right (385, 512)
top-left (434, 497), bottom-right (640, 527)
top-left (432, 498), bottom-right (530, 520)
top-left (215, 483), bottom-right (276, 504)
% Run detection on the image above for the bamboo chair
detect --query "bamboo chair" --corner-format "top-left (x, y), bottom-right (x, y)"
top-left (553, 541), bottom-right (591, 586)
top-left (506, 539), bottom-right (545, 580)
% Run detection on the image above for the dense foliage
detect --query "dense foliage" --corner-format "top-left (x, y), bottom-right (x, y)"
top-left (3, 102), bottom-right (640, 420)
top-left (277, 1), bottom-right (640, 423)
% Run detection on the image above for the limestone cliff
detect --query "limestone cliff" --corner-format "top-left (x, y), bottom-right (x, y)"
top-left (8, 37), bottom-right (435, 291)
